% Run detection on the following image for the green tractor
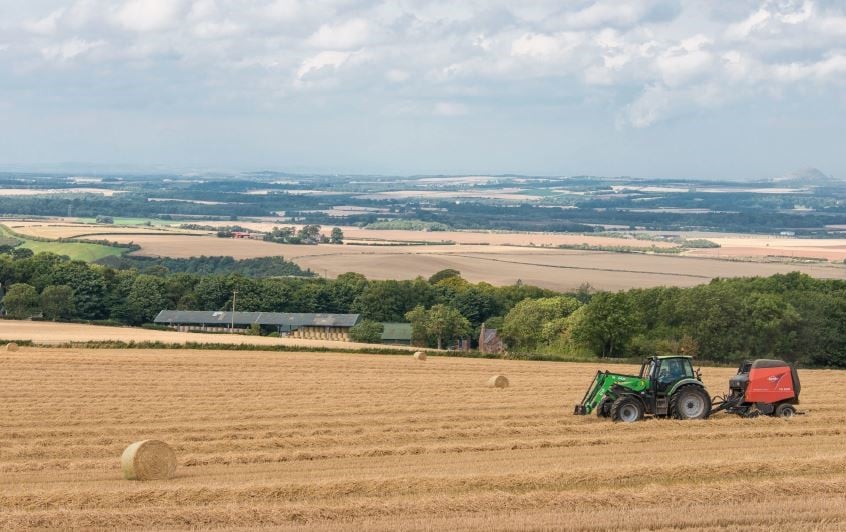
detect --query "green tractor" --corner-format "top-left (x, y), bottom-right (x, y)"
top-left (574, 355), bottom-right (711, 422)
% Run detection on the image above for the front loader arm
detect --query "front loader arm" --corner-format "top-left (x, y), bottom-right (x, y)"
top-left (574, 371), bottom-right (606, 415)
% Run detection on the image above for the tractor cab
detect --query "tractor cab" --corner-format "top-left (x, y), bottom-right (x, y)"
top-left (639, 356), bottom-right (697, 392)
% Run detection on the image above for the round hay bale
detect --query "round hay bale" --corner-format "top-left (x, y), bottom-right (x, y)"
top-left (5, 342), bottom-right (18, 352)
top-left (487, 375), bottom-right (509, 388)
top-left (121, 440), bottom-right (177, 481)
top-left (413, 351), bottom-right (427, 361)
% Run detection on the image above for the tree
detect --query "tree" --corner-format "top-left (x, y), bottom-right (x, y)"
top-left (429, 269), bottom-right (461, 284)
top-left (501, 296), bottom-right (582, 351)
top-left (2, 283), bottom-right (40, 318)
top-left (571, 292), bottom-right (641, 357)
top-left (349, 320), bottom-right (384, 343)
top-left (426, 304), bottom-right (471, 349)
top-left (297, 224), bottom-right (322, 244)
top-left (404, 304), bottom-right (471, 349)
top-left (405, 305), bottom-right (429, 346)
top-left (125, 275), bottom-right (169, 324)
top-left (40, 285), bottom-right (75, 320)
top-left (48, 261), bottom-right (108, 319)
top-left (330, 227), bottom-right (344, 244)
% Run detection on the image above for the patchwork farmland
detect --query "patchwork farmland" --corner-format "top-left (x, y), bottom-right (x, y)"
top-left (1, 347), bottom-right (845, 530)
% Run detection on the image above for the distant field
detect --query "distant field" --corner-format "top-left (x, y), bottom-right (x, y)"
top-left (6, 219), bottom-right (845, 289)
top-left (687, 236), bottom-right (846, 261)
top-left (1, 348), bottom-right (844, 529)
top-left (0, 187), bottom-right (123, 196)
top-left (354, 189), bottom-right (545, 201)
top-left (0, 320), bottom-right (405, 351)
top-left (10, 222), bottom-right (192, 240)
top-left (0, 224), bottom-right (127, 261)
top-left (94, 234), bottom-right (845, 291)
top-left (19, 240), bottom-right (126, 261)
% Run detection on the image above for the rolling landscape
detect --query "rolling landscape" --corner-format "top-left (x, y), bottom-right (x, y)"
top-left (3, 1), bottom-right (846, 531)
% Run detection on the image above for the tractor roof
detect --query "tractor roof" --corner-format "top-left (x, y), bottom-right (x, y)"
top-left (652, 355), bottom-right (693, 360)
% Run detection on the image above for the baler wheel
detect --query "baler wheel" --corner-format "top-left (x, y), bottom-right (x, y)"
top-left (610, 396), bottom-right (644, 423)
top-left (670, 385), bottom-right (711, 420)
top-left (774, 404), bottom-right (796, 418)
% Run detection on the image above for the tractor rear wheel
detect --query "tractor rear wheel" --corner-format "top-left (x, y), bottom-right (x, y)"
top-left (670, 385), bottom-right (711, 420)
top-left (774, 404), bottom-right (796, 418)
top-left (610, 396), bottom-right (644, 423)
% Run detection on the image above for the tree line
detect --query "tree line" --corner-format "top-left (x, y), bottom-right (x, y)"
top-left (0, 250), bottom-right (844, 367)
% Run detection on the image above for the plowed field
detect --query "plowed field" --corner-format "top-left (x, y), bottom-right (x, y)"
top-left (1, 348), bottom-right (844, 530)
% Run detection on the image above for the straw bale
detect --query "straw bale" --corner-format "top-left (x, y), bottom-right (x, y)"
top-left (487, 375), bottom-right (509, 388)
top-left (5, 342), bottom-right (19, 352)
top-left (413, 351), bottom-right (427, 361)
top-left (121, 440), bottom-right (177, 481)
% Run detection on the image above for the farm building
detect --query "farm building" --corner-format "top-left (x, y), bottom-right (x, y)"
top-left (380, 323), bottom-right (413, 345)
top-left (154, 310), bottom-right (360, 341)
top-left (478, 323), bottom-right (506, 354)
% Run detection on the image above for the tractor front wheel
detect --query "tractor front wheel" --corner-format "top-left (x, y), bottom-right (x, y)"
top-left (670, 385), bottom-right (711, 420)
top-left (596, 399), bottom-right (612, 418)
top-left (610, 396), bottom-right (644, 423)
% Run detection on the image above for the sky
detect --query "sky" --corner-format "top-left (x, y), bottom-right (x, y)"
top-left (0, 0), bottom-right (844, 179)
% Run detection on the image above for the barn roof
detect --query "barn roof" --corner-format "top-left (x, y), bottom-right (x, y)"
top-left (154, 310), bottom-right (360, 328)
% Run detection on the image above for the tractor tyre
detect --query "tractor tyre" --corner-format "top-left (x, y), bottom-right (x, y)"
top-left (670, 385), bottom-right (711, 420)
top-left (774, 404), bottom-right (797, 418)
top-left (610, 396), bottom-right (644, 423)
top-left (596, 399), bottom-right (612, 418)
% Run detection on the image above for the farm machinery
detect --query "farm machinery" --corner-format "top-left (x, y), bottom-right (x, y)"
top-left (574, 355), bottom-right (801, 422)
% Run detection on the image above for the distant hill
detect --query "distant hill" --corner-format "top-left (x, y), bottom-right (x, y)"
top-left (772, 167), bottom-right (840, 185)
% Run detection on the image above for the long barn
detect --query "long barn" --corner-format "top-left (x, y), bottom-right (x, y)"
top-left (153, 310), bottom-right (360, 341)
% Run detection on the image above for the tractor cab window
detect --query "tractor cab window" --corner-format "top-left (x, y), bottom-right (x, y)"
top-left (657, 358), bottom-right (694, 384)
top-left (641, 359), bottom-right (657, 379)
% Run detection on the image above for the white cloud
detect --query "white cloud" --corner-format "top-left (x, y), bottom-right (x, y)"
top-left (385, 69), bottom-right (410, 83)
top-left (655, 35), bottom-right (714, 87)
top-left (24, 9), bottom-right (65, 35)
top-left (113, 0), bottom-right (184, 32)
top-left (296, 50), bottom-right (354, 81)
top-left (41, 38), bottom-right (104, 60)
top-left (307, 18), bottom-right (371, 49)
top-left (511, 33), bottom-right (561, 57)
top-left (4, 0), bottom-right (846, 131)
top-left (433, 101), bottom-right (467, 117)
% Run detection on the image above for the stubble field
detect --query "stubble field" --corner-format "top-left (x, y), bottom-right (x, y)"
top-left (7, 220), bottom-right (846, 290)
top-left (1, 347), bottom-right (845, 530)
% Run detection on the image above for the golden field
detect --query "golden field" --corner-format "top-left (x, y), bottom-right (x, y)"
top-left (0, 320), bottom-right (408, 351)
top-left (1, 347), bottom-right (845, 530)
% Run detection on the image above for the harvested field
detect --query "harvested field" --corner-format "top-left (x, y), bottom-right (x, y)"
top-left (9, 220), bottom-right (198, 240)
top-left (97, 234), bottom-right (844, 290)
top-left (0, 187), bottom-right (124, 196)
top-left (8, 219), bottom-right (845, 289)
top-left (0, 320), bottom-right (410, 351)
top-left (686, 236), bottom-right (846, 262)
top-left (1, 347), bottom-right (844, 530)
top-left (179, 222), bottom-right (677, 248)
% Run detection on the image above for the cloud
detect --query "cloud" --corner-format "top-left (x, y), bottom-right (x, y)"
top-left (433, 101), bottom-right (468, 117)
top-left (113, 0), bottom-right (184, 32)
top-left (24, 9), bottom-right (65, 35)
top-left (296, 50), bottom-right (355, 82)
top-left (307, 18), bottom-right (372, 50)
top-left (41, 38), bottom-right (104, 61)
top-left (4, 0), bottom-right (846, 131)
